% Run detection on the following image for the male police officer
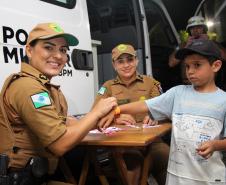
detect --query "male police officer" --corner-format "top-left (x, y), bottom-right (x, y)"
top-left (0, 23), bottom-right (116, 185)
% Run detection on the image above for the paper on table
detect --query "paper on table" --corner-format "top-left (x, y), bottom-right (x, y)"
top-left (142, 124), bottom-right (161, 128)
top-left (89, 126), bottom-right (123, 135)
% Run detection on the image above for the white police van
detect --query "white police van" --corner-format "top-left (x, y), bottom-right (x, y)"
top-left (0, 0), bottom-right (179, 115)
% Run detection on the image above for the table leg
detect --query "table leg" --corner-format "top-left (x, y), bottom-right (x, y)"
top-left (78, 153), bottom-right (90, 185)
top-left (112, 148), bottom-right (129, 185)
top-left (140, 146), bottom-right (152, 185)
top-left (59, 157), bottom-right (78, 185)
top-left (98, 175), bottom-right (110, 185)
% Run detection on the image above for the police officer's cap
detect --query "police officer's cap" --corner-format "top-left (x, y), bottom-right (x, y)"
top-left (26, 23), bottom-right (79, 46)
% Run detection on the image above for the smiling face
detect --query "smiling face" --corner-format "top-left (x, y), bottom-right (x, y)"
top-left (112, 53), bottom-right (138, 81)
top-left (26, 37), bottom-right (69, 79)
top-left (184, 54), bottom-right (221, 91)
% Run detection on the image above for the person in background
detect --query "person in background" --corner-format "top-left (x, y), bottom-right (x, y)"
top-left (0, 23), bottom-right (116, 185)
top-left (92, 44), bottom-right (169, 185)
top-left (169, 16), bottom-right (208, 84)
top-left (99, 39), bottom-right (226, 185)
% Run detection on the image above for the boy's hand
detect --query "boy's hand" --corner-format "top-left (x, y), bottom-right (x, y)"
top-left (115, 114), bottom-right (136, 125)
top-left (196, 140), bottom-right (216, 159)
top-left (143, 115), bottom-right (158, 125)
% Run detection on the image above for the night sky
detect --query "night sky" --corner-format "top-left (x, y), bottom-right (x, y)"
top-left (162, 0), bottom-right (202, 31)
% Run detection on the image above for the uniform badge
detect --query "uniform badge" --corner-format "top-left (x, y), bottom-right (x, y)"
top-left (39, 74), bottom-right (48, 80)
top-left (117, 99), bottom-right (130, 105)
top-left (31, 92), bottom-right (51, 109)
top-left (139, 96), bottom-right (146, 101)
top-left (98, 87), bottom-right (106, 95)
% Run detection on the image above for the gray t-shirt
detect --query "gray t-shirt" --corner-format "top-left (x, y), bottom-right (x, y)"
top-left (145, 85), bottom-right (226, 184)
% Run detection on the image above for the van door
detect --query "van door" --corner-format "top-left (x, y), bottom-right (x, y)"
top-left (0, 0), bottom-right (94, 115)
top-left (141, 0), bottom-right (180, 91)
top-left (87, 0), bottom-right (179, 92)
top-left (195, 0), bottom-right (226, 90)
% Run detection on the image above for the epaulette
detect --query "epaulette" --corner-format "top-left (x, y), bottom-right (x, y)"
top-left (137, 74), bottom-right (143, 80)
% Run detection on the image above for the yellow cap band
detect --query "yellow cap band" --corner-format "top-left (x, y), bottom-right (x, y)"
top-left (114, 106), bottom-right (121, 116)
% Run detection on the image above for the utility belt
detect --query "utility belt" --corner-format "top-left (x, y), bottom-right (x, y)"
top-left (0, 154), bottom-right (48, 185)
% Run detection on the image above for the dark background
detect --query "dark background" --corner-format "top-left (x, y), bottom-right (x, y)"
top-left (162, 0), bottom-right (202, 31)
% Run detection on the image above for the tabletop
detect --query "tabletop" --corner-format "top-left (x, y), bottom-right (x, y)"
top-left (80, 123), bottom-right (172, 147)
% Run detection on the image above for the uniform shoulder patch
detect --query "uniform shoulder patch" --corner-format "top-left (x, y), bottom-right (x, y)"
top-left (30, 92), bottom-right (51, 109)
top-left (139, 96), bottom-right (146, 101)
top-left (98, 87), bottom-right (107, 95)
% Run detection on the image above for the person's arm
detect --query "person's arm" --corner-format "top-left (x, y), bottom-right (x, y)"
top-left (98, 101), bottom-right (149, 129)
top-left (142, 77), bottom-right (161, 125)
top-left (93, 82), bottom-right (136, 125)
top-left (168, 50), bottom-right (180, 67)
top-left (196, 138), bottom-right (226, 159)
top-left (99, 85), bottom-right (178, 129)
top-left (48, 97), bottom-right (117, 156)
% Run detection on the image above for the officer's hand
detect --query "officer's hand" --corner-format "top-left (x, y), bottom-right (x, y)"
top-left (115, 114), bottom-right (136, 125)
top-left (98, 110), bottom-right (115, 130)
top-left (143, 115), bottom-right (158, 125)
top-left (92, 97), bottom-right (117, 119)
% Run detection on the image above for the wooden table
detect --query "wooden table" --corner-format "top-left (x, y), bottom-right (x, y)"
top-left (78, 123), bottom-right (171, 185)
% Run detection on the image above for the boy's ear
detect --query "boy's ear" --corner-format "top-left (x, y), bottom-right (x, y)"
top-left (212, 60), bottom-right (222, 72)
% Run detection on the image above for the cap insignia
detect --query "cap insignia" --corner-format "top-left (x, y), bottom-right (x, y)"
top-left (117, 44), bottom-right (127, 51)
top-left (49, 23), bottom-right (64, 33)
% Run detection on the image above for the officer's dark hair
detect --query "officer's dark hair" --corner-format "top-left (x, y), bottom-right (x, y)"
top-left (22, 39), bottom-right (39, 63)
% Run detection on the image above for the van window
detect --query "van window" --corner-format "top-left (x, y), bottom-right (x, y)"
top-left (87, 0), bottom-right (137, 52)
top-left (87, 0), bottom-right (139, 86)
top-left (40, 0), bottom-right (76, 9)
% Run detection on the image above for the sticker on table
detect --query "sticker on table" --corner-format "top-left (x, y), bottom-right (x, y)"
top-left (89, 126), bottom-right (123, 135)
top-left (142, 124), bottom-right (161, 128)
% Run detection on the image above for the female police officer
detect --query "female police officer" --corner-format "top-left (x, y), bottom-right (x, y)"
top-left (0, 23), bottom-right (116, 185)
top-left (92, 44), bottom-right (169, 185)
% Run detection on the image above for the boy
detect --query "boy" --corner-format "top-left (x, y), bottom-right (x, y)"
top-left (99, 39), bottom-right (226, 185)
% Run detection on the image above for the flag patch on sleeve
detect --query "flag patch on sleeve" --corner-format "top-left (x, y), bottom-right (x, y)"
top-left (31, 92), bottom-right (51, 109)
top-left (98, 87), bottom-right (106, 95)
